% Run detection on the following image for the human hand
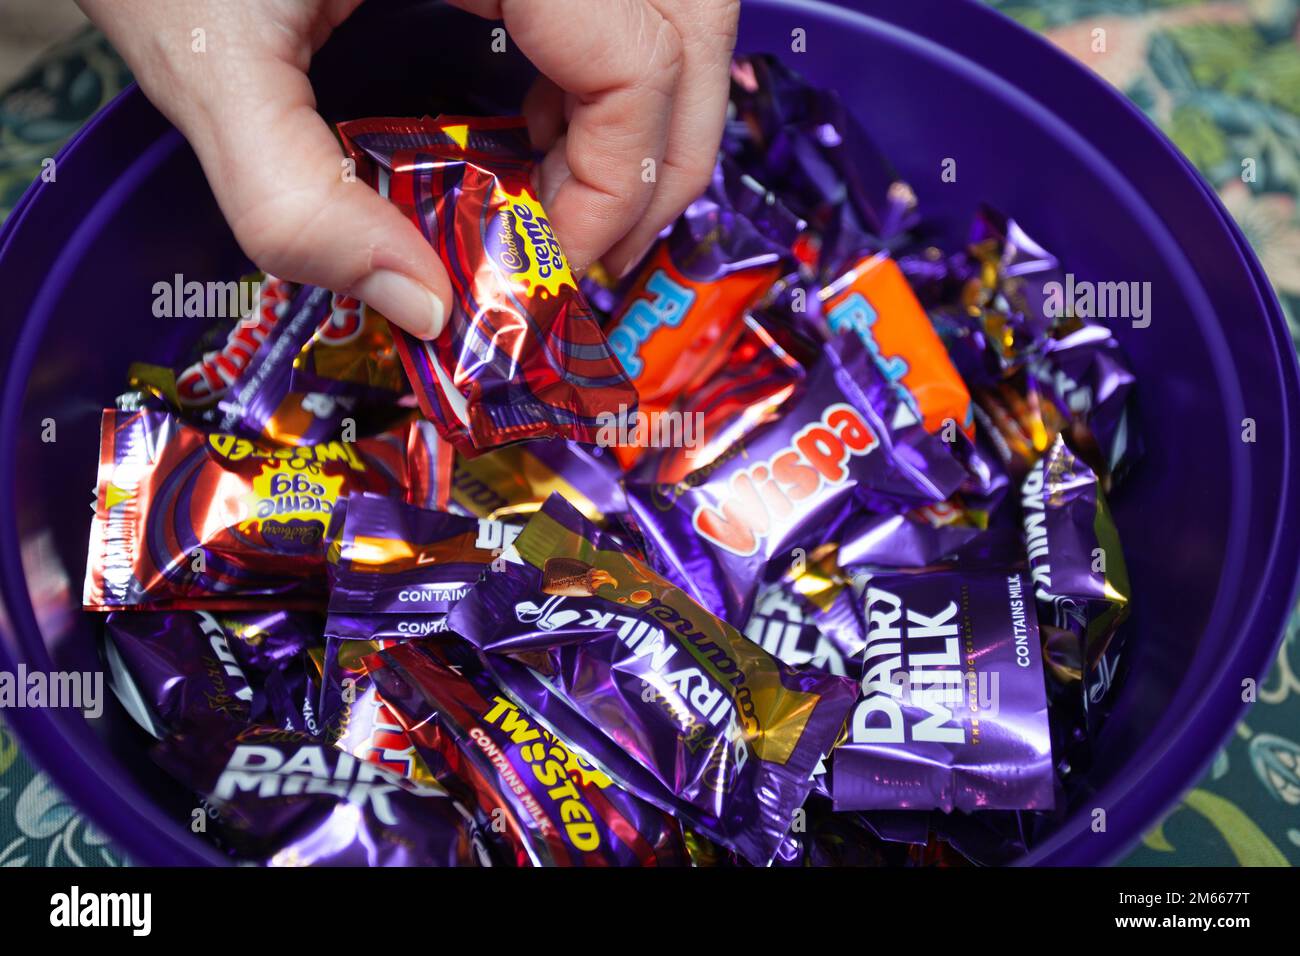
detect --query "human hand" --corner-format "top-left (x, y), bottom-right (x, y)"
top-left (77, 0), bottom-right (740, 339)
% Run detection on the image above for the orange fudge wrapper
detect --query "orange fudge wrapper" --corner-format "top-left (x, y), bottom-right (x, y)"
top-left (602, 160), bottom-right (801, 469)
top-left (821, 254), bottom-right (973, 437)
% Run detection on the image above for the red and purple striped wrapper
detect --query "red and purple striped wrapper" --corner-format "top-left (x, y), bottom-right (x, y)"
top-left (338, 116), bottom-right (637, 454)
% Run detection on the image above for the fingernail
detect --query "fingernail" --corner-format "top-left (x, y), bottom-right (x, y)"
top-left (353, 269), bottom-right (445, 339)
top-left (616, 240), bottom-right (656, 280)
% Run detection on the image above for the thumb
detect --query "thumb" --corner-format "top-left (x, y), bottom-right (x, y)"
top-left (168, 61), bottom-right (450, 339)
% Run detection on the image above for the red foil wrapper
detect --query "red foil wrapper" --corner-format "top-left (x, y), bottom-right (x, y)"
top-left (84, 410), bottom-right (451, 610)
top-left (338, 115), bottom-right (637, 453)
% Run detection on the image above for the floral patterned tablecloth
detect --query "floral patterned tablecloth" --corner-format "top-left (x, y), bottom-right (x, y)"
top-left (1, 0), bottom-right (1297, 868)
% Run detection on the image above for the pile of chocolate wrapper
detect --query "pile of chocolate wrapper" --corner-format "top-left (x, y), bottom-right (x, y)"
top-left (84, 56), bottom-right (1138, 867)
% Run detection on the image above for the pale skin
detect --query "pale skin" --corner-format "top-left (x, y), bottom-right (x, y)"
top-left (77, 0), bottom-right (741, 339)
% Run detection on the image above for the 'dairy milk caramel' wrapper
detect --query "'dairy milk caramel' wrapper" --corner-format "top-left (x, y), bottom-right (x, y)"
top-left (831, 569), bottom-right (1054, 813)
top-left (84, 410), bottom-right (450, 610)
top-left (367, 640), bottom-right (689, 867)
top-left (338, 115), bottom-right (636, 453)
top-left (448, 494), bottom-right (858, 866)
top-left (627, 332), bottom-right (967, 624)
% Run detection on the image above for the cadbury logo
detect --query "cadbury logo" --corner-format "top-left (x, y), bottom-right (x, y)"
top-left (690, 403), bottom-right (878, 556)
top-left (493, 207), bottom-right (530, 273)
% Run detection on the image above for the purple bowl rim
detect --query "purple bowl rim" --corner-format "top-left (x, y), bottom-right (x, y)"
top-left (0, 88), bottom-right (228, 865)
top-left (0, 0), bottom-right (1295, 866)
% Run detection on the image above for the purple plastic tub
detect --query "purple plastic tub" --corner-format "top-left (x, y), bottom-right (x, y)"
top-left (1, 0), bottom-right (1297, 866)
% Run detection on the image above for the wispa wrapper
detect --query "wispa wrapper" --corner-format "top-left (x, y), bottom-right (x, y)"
top-left (104, 609), bottom-right (320, 738)
top-left (832, 569), bottom-right (1054, 813)
top-left (84, 409), bottom-right (450, 610)
top-left (627, 332), bottom-right (967, 624)
top-left (338, 115), bottom-right (636, 452)
top-left (448, 494), bottom-right (857, 866)
top-left (601, 159), bottom-right (800, 469)
top-left (153, 724), bottom-right (486, 866)
top-left (1021, 435), bottom-right (1131, 717)
top-left (367, 641), bottom-right (688, 867)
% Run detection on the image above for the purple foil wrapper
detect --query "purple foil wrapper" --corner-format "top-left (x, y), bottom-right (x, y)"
top-left (837, 502), bottom-right (988, 570)
top-left (902, 207), bottom-right (1061, 391)
top-left (153, 724), bottom-right (487, 866)
top-left (836, 426), bottom-right (1017, 569)
top-left (261, 654), bottom-right (325, 736)
top-left (104, 609), bottom-right (322, 738)
top-left (448, 494), bottom-right (858, 866)
top-left (1028, 322), bottom-right (1141, 485)
top-left (213, 285), bottom-right (352, 446)
top-left (742, 576), bottom-right (861, 678)
top-left (904, 208), bottom-right (1140, 485)
top-left (524, 439), bottom-right (628, 518)
top-left (326, 492), bottom-right (515, 618)
top-left (724, 54), bottom-right (914, 273)
top-left (831, 568), bottom-right (1054, 812)
top-left (627, 331), bottom-right (967, 624)
top-left (1021, 435), bottom-right (1131, 719)
top-left (448, 437), bottom-right (626, 524)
